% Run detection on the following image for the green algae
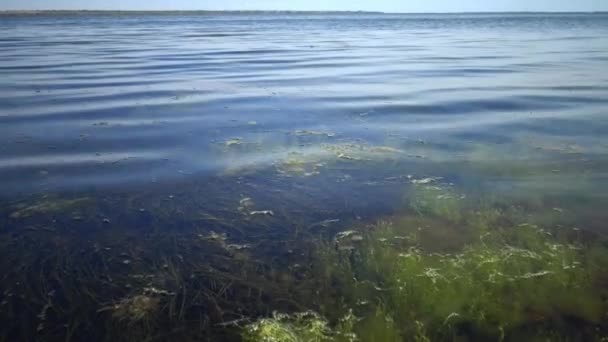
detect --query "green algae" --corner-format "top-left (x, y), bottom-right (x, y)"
top-left (242, 310), bottom-right (365, 342)
top-left (242, 312), bottom-right (333, 342)
top-left (270, 142), bottom-right (408, 177)
top-left (284, 185), bottom-right (608, 341)
top-left (1, 170), bottom-right (608, 341)
top-left (380, 225), bottom-right (600, 338)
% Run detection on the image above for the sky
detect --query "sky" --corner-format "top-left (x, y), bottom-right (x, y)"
top-left (1, 0), bottom-right (607, 12)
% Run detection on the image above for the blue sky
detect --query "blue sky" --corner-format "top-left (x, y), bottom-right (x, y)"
top-left (1, 0), bottom-right (607, 12)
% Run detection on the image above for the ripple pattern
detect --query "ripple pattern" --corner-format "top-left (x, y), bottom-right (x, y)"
top-left (1, 13), bottom-right (608, 195)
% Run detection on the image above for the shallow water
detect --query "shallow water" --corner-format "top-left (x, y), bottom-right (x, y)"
top-left (1, 12), bottom-right (608, 341)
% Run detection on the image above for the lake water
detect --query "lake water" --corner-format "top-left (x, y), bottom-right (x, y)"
top-left (1, 12), bottom-right (608, 341)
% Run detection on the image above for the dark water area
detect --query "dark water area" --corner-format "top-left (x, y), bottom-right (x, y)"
top-left (1, 12), bottom-right (608, 341)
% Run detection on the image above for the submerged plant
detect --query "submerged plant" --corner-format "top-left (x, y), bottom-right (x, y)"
top-left (378, 224), bottom-right (601, 339)
top-left (110, 295), bottom-right (160, 323)
top-left (305, 184), bottom-right (608, 341)
top-left (242, 310), bottom-right (366, 342)
top-left (409, 183), bottom-right (465, 223)
top-left (2, 177), bottom-right (607, 342)
top-left (242, 311), bottom-right (332, 342)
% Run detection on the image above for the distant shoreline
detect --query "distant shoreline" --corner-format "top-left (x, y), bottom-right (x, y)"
top-left (1, 10), bottom-right (607, 16)
top-left (3, 10), bottom-right (384, 15)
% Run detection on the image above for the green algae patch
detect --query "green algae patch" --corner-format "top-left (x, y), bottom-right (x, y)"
top-left (242, 312), bottom-right (333, 342)
top-left (301, 186), bottom-right (608, 341)
top-left (379, 225), bottom-right (601, 336)
top-left (242, 310), bottom-right (363, 342)
top-left (271, 142), bottom-right (409, 177)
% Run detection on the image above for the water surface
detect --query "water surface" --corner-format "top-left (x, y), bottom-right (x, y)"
top-left (1, 13), bottom-right (607, 197)
top-left (1, 12), bottom-right (608, 341)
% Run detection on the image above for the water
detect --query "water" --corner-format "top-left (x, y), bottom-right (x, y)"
top-left (2, 13), bottom-right (608, 196)
top-left (1, 12), bottom-right (608, 341)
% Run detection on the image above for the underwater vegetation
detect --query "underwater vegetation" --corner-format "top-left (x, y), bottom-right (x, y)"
top-left (244, 183), bottom-right (608, 341)
top-left (241, 311), bottom-right (338, 342)
top-left (1, 177), bottom-right (607, 341)
top-left (4, 8), bottom-right (608, 342)
top-left (217, 135), bottom-right (418, 178)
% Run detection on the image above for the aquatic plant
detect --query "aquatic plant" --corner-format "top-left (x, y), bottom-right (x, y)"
top-left (305, 185), bottom-right (608, 341)
top-left (408, 183), bottom-right (465, 223)
top-left (1, 177), bottom-right (607, 342)
top-left (111, 294), bottom-right (160, 323)
top-left (242, 311), bottom-right (332, 342)
top-left (379, 225), bottom-right (600, 339)
top-left (242, 309), bottom-right (370, 342)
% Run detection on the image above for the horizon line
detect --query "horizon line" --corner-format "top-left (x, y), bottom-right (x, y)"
top-left (1, 9), bottom-right (607, 15)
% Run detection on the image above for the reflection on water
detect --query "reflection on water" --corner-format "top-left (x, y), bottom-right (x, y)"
top-left (0, 12), bottom-right (608, 341)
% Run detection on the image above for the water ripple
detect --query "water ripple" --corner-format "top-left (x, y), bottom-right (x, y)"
top-left (1, 13), bottom-right (607, 195)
